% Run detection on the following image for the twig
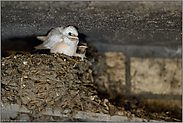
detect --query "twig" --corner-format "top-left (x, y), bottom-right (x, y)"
top-left (34, 95), bottom-right (60, 114)
top-left (59, 53), bottom-right (80, 64)
top-left (36, 59), bottom-right (42, 66)
top-left (39, 113), bottom-right (47, 122)
top-left (30, 100), bottom-right (39, 104)
top-left (72, 93), bottom-right (79, 108)
top-left (29, 105), bottom-right (36, 110)
top-left (32, 101), bottom-right (47, 114)
top-left (78, 94), bottom-right (84, 111)
top-left (94, 110), bottom-right (100, 113)
top-left (34, 69), bottom-right (44, 75)
top-left (1, 101), bottom-right (3, 107)
top-left (62, 103), bottom-right (67, 109)
top-left (56, 73), bottom-right (66, 78)
top-left (81, 83), bottom-right (94, 86)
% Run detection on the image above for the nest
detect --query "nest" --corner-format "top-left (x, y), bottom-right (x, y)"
top-left (1, 53), bottom-right (114, 121)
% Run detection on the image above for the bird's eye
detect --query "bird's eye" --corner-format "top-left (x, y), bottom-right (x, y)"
top-left (68, 32), bottom-right (72, 36)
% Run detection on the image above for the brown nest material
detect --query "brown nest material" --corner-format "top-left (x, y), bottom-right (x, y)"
top-left (1, 53), bottom-right (181, 122)
top-left (1, 53), bottom-right (110, 121)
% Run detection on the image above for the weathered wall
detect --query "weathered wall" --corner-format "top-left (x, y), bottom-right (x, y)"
top-left (1, 1), bottom-right (182, 48)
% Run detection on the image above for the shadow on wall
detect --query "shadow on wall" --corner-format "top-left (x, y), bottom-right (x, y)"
top-left (1, 31), bottom-right (89, 57)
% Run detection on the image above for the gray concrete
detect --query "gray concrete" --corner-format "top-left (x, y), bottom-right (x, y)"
top-left (1, 103), bottom-right (159, 122)
top-left (1, 1), bottom-right (182, 49)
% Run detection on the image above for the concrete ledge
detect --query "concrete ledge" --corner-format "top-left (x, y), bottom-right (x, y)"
top-left (1, 103), bottom-right (159, 122)
top-left (1, 1), bottom-right (182, 48)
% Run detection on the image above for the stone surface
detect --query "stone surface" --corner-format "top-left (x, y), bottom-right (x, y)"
top-left (94, 52), bottom-right (126, 98)
top-left (1, 1), bottom-right (182, 49)
top-left (17, 114), bottom-right (30, 122)
top-left (105, 52), bottom-right (126, 88)
top-left (103, 52), bottom-right (182, 96)
top-left (131, 57), bottom-right (182, 95)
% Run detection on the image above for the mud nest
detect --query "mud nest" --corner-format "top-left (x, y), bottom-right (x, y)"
top-left (1, 53), bottom-right (114, 121)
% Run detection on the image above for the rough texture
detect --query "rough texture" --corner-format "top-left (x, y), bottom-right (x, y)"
top-left (1, 1), bottom-right (182, 121)
top-left (94, 52), bottom-right (182, 120)
top-left (1, 1), bottom-right (182, 48)
top-left (131, 57), bottom-right (182, 95)
top-left (1, 53), bottom-right (105, 121)
top-left (1, 53), bottom-right (181, 121)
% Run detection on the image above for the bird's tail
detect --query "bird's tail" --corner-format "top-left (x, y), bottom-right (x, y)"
top-left (34, 43), bottom-right (48, 49)
top-left (34, 36), bottom-right (48, 49)
top-left (37, 36), bottom-right (47, 42)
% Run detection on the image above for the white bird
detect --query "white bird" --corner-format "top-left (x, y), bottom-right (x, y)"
top-left (35, 26), bottom-right (79, 56)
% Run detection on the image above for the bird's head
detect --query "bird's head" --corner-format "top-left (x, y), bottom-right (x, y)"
top-left (62, 26), bottom-right (79, 41)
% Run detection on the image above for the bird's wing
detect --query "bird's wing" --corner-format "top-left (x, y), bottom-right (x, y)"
top-left (35, 27), bottom-right (64, 50)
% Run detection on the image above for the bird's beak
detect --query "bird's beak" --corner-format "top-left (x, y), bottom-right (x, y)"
top-left (78, 45), bottom-right (88, 48)
top-left (75, 37), bottom-right (79, 40)
top-left (68, 36), bottom-right (79, 40)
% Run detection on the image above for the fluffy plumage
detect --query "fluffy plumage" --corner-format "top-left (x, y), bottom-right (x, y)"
top-left (35, 26), bottom-right (79, 56)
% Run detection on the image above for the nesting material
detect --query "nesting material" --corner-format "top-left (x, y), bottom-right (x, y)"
top-left (1, 53), bottom-right (181, 122)
top-left (1, 53), bottom-right (110, 121)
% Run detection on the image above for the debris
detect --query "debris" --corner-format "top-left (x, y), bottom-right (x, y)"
top-left (1, 54), bottom-right (106, 121)
top-left (1, 52), bottom-right (180, 122)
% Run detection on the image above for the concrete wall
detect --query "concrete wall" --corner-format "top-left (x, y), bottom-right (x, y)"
top-left (1, 1), bottom-right (182, 48)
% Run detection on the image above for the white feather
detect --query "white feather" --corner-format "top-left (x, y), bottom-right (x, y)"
top-left (35, 26), bottom-right (79, 56)
top-left (44, 35), bottom-right (63, 49)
